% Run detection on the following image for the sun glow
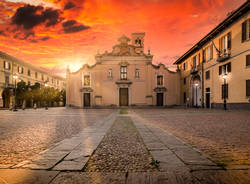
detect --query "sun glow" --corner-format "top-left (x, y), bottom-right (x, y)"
top-left (68, 62), bottom-right (83, 72)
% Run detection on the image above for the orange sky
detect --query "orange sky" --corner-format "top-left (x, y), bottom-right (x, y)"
top-left (0, 0), bottom-right (246, 77)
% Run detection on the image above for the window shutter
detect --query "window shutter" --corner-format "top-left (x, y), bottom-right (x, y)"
top-left (210, 45), bottom-right (213, 59)
top-left (227, 62), bottom-right (231, 73)
top-left (242, 21), bottom-right (246, 42)
top-left (219, 66), bottom-right (222, 75)
top-left (227, 32), bottom-right (231, 49)
top-left (219, 38), bottom-right (222, 52)
top-left (246, 80), bottom-right (250, 96)
top-left (246, 55), bottom-right (250, 66)
top-left (203, 49), bottom-right (206, 62)
top-left (248, 20), bottom-right (250, 39)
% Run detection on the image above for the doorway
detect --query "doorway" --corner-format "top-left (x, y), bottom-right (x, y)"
top-left (119, 88), bottom-right (128, 106)
top-left (156, 93), bottom-right (163, 106)
top-left (83, 93), bottom-right (90, 107)
top-left (206, 88), bottom-right (210, 108)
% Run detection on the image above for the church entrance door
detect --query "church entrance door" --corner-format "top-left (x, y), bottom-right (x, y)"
top-left (119, 88), bottom-right (128, 106)
top-left (156, 93), bottom-right (163, 106)
top-left (83, 93), bottom-right (90, 107)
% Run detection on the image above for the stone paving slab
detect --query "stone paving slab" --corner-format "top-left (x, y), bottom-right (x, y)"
top-left (0, 169), bottom-right (58, 184)
top-left (131, 113), bottom-right (219, 172)
top-left (126, 172), bottom-right (199, 184)
top-left (12, 112), bottom-right (116, 171)
top-left (51, 171), bottom-right (200, 184)
top-left (191, 170), bottom-right (250, 184)
top-left (52, 156), bottom-right (89, 171)
top-left (51, 172), bottom-right (125, 184)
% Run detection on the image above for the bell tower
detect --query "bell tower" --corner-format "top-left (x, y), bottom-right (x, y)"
top-left (131, 32), bottom-right (145, 54)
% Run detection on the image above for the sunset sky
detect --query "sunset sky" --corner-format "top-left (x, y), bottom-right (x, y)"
top-left (0, 0), bottom-right (246, 77)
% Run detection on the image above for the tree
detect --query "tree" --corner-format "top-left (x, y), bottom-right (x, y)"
top-left (60, 89), bottom-right (66, 106)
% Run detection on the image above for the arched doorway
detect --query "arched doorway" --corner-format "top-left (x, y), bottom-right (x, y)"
top-left (190, 75), bottom-right (201, 107)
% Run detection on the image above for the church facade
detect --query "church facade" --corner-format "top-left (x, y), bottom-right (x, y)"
top-left (66, 33), bottom-right (180, 108)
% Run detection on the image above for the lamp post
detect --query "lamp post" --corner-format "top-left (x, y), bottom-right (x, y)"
top-left (13, 74), bottom-right (18, 111)
top-left (222, 73), bottom-right (228, 110)
top-left (45, 83), bottom-right (48, 110)
top-left (194, 82), bottom-right (199, 107)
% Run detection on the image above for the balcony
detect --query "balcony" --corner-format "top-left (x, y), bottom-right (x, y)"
top-left (190, 65), bottom-right (201, 75)
top-left (217, 49), bottom-right (231, 62)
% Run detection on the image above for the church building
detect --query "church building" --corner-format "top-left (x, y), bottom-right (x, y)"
top-left (66, 33), bottom-right (180, 108)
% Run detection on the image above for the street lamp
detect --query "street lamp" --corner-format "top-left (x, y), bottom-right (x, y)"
top-left (45, 83), bottom-right (48, 110)
top-left (13, 74), bottom-right (18, 111)
top-left (194, 82), bottom-right (199, 107)
top-left (222, 73), bottom-right (228, 110)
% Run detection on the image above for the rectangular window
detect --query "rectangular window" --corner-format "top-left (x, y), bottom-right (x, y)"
top-left (219, 32), bottom-right (232, 54)
top-left (183, 63), bottom-right (186, 70)
top-left (205, 70), bottom-right (210, 80)
top-left (52, 78), bottom-right (54, 84)
top-left (246, 55), bottom-right (250, 66)
top-left (184, 77), bottom-right (186, 85)
top-left (135, 69), bottom-right (140, 78)
top-left (192, 56), bottom-right (196, 68)
top-left (42, 74), bottom-right (44, 81)
top-left (28, 81), bottom-right (31, 86)
top-left (35, 72), bottom-right (38, 78)
top-left (84, 75), bottom-right (90, 86)
top-left (18, 66), bottom-right (23, 74)
top-left (27, 69), bottom-right (31, 76)
top-left (3, 61), bottom-right (10, 70)
top-left (204, 45), bottom-right (213, 62)
top-left (219, 62), bottom-right (231, 75)
top-left (246, 80), bottom-right (250, 96)
top-left (108, 69), bottom-right (112, 78)
top-left (47, 76), bottom-right (49, 82)
top-left (120, 66), bottom-right (127, 80)
top-left (242, 19), bottom-right (250, 42)
top-left (222, 84), bottom-right (228, 99)
top-left (157, 75), bottom-right (163, 86)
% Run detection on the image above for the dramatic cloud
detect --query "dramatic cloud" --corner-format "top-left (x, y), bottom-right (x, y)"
top-left (62, 19), bottom-right (90, 33)
top-left (63, 24), bottom-right (90, 33)
top-left (0, 0), bottom-right (246, 77)
top-left (64, 1), bottom-right (76, 10)
top-left (12, 4), bottom-right (62, 29)
top-left (62, 20), bottom-right (76, 27)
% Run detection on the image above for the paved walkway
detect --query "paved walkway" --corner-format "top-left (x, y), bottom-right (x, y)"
top-left (0, 111), bottom-right (249, 184)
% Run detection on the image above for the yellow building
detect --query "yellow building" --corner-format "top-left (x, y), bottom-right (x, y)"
top-left (174, 1), bottom-right (250, 109)
top-left (0, 51), bottom-right (66, 108)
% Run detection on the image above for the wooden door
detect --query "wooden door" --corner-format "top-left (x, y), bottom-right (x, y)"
top-left (119, 88), bottom-right (128, 106)
top-left (206, 88), bottom-right (210, 108)
top-left (83, 93), bottom-right (90, 107)
top-left (157, 93), bottom-right (163, 106)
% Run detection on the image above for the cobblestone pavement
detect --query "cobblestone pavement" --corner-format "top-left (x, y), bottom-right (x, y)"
top-left (131, 109), bottom-right (250, 167)
top-left (0, 108), bottom-right (250, 184)
top-left (0, 108), bottom-right (115, 167)
top-left (84, 116), bottom-right (157, 172)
